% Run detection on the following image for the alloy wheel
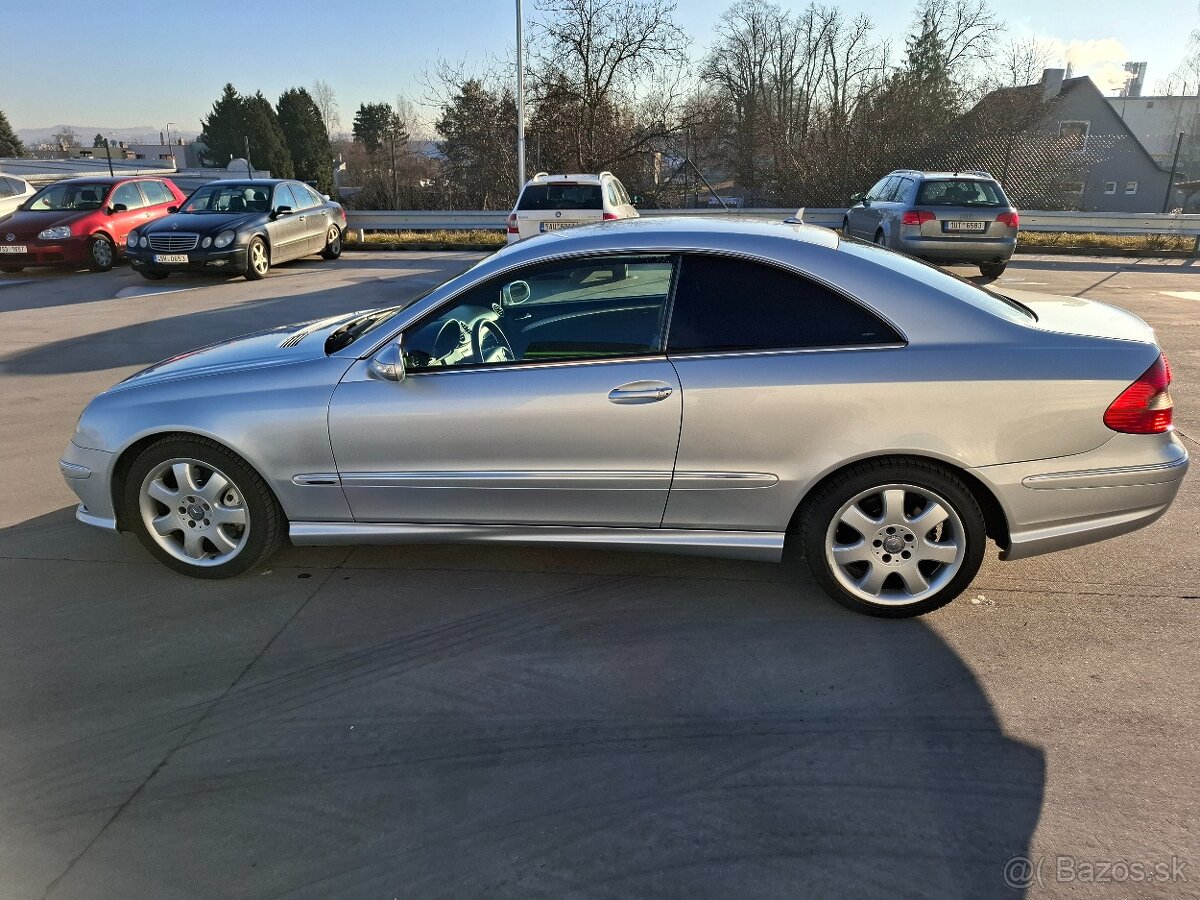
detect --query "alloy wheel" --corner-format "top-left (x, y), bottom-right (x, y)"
top-left (138, 458), bottom-right (250, 566)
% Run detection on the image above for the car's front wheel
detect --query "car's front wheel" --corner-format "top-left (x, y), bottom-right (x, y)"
top-left (87, 235), bottom-right (116, 272)
top-left (798, 459), bottom-right (986, 617)
top-left (245, 236), bottom-right (270, 280)
top-left (320, 225), bottom-right (342, 260)
top-left (123, 436), bottom-right (283, 578)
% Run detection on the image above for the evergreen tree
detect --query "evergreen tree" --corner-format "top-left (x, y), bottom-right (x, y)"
top-left (199, 83), bottom-right (249, 167)
top-left (0, 111), bottom-right (24, 157)
top-left (352, 102), bottom-right (404, 156)
top-left (435, 81), bottom-right (517, 209)
top-left (244, 91), bottom-right (294, 178)
top-left (93, 133), bottom-right (106, 148)
top-left (277, 88), bottom-right (333, 193)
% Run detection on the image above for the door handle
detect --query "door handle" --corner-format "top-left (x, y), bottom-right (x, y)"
top-left (607, 381), bottom-right (673, 404)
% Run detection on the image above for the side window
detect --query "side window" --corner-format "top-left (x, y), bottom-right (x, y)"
top-left (140, 181), bottom-right (173, 205)
top-left (892, 177), bottom-right (914, 202)
top-left (110, 182), bottom-right (146, 210)
top-left (0, 179), bottom-right (11, 198)
top-left (615, 179), bottom-right (631, 205)
top-left (605, 180), bottom-right (620, 207)
top-left (866, 176), bottom-right (892, 200)
top-left (271, 184), bottom-right (298, 211)
top-left (294, 184), bottom-right (322, 207)
top-left (667, 255), bottom-right (903, 354)
top-left (404, 255), bottom-right (675, 371)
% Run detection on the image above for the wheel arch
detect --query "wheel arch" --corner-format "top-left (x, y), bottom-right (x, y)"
top-left (786, 452), bottom-right (1011, 551)
top-left (109, 429), bottom-right (282, 531)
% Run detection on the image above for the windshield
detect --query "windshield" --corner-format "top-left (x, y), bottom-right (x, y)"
top-left (27, 183), bottom-right (110, 212)
top-left (916, 179), bottom-right (1007, 207)
top-left (182, 184), bottom-right (272, 213)
top-left (518, 184), bottom-right (603, 210)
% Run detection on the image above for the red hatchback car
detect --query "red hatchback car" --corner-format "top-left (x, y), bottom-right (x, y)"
top-left (0, 176), bottom-right (186, 273)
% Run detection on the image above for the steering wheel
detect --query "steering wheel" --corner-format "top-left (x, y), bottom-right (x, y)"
top-left (432, 318), bottom-right (467, 358)
top-left (472, 318), bottom-right (515, 364)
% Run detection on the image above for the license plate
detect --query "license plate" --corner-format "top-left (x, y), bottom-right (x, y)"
top-left (0, 245), bottom-right (27, 254)
top-left (153, 254), bottom-right (189, 263)
top-left (945, 221), bottom-right (986, 232)
top-left (539, 221), bottom-right (584, 232)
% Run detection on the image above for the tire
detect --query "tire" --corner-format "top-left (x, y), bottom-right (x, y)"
top-left (245, 236), bottom-right (270, 280)
top-left (0, 265), bottom-right (23, 274)
top-left (874, 230), bottom-right (887, 248)
top-left (140, 270), bottom-right (169, 281)
top-left (87, 234), bottom-right (116, 272)
top-left (320, 225), bottom-right (343, 260)
top-left (980, 261), bottom-right (1007, 279)
top-left (798, 458), bottom-right (986, 618)
top-left (122, 436), bottom-right (283, 579)
top-left (842, 218), bottom-right (850, 234)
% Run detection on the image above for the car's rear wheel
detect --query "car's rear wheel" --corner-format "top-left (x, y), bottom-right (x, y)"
top-left (140, 270), bottom-right (169, 281)
top-left (0, 265), bottom-right (23, 274)
top-left (123, 436), bottom-right (283, 578)
top-left (798, 459), bottom-right (986, 618)
top-left (245, 237), bottom-right (270, 280)
top-left (980, 261), bottom-right (1007, 279)
top-left (874, 230), bottom-right (887, 248)
top-left (842, 217), bottom-right (850, 233)
top-left (87, 235), bottom-right (115, 272)
top-left (320, 225), bottom-right (342, 260)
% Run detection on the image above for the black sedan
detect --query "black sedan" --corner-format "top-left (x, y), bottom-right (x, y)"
top-left (125, 179), bottom-right (347, 281)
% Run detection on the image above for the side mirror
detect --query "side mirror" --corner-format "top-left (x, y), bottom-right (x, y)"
top-left (849, 192), bottom-right (865, 203)
top-left (271, 205), bottom-right (293, 219)
top-left (167, 205), bottom-right (179, 214)
top-left (632, 194), bottom-right (642, 207)
top-left (109, 203), bottom-right (128, 214)
top-left (501, 280), bottom-right (531, 306)
top-left (368, 340), bottom-right (405, 382)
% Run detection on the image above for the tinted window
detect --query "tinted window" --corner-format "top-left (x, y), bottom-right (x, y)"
top-left (667, 255), bottom-right (902, 353)
top-left (292, 183), bottom-right (322, 208)
top-left (518, 183), bottom-right (603, 210)
top-left (865, 176), bottom-right (891, 200)
top-left (0, 179), bottom-right (11, 198)
top-left (273, 184), bottom-right (298, 211)
top-left (140, 180), bottom-right (173, 205)
top-left (111, 182), bottom-right (146, 210)
top-left (917, 179), bottom-right (1006, 207)
top-left (892, 177), bottom-right (914, 202)
top-left (4, 178), bottom-right (23, 194)
top-left (405, 256), bottom-right (674, 370)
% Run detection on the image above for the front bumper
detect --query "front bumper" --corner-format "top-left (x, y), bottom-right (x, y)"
top-left (127, 246), bottom-right (247, 275)
top-left (896, 234), bottom-right (1016, 264)
top-left (974, 433), bottom-right (1189, 560)
top-left (0, 238), bottom-right (90, 267)
top-left (59, 442), bottom-right (119, 531)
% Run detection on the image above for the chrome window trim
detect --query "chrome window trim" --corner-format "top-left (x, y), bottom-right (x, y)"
top-left (401, 352), bottom-right (670, 378)
top-left (666, 342), bottom-right (907, 362)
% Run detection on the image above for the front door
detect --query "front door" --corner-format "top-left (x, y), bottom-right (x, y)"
top-left (265, 184), bottom-right (306, 261)
top-left (328, 254), bottom-right (682, 526)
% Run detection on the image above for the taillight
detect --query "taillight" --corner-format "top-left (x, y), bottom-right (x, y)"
top-left (996, 211), bottom-right (1020, 228)
top-left (900, 209), bottom-right (935, 225)
top-left (602, 212), bottom-right (619, 221)
top-left (1104, 354), bottom-right (1174, 434)
top-left (507, 213), bottom-right (519, 234)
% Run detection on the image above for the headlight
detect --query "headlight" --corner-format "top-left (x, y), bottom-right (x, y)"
top-left (201, 236), bottom-right (212, 248)
top-left (139, 236), bottom-right (148, 248)
top-left (213, 230), bottom-right (236, 249)
top-left (126, 232), bottom-right (138, 248)
top-left (38, 225), bottom-right (71, 240)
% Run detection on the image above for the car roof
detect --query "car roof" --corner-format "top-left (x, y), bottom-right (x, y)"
top-left (197, 178), bottom-right (289, 187)
top-left (46, 175), bottom-right (167, 186)
top-left (900, 171), bottom-right (998, 181)
top-left (524, 172), bottom-right (612, 186)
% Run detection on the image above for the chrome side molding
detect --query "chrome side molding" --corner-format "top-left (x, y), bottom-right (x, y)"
top-left (289, 522), bottom-right (785, 562)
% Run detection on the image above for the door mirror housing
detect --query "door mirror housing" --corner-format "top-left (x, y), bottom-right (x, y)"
top-left (167, 205), bottom-right (179, 214)
top-left (631, 194), bottom-right (642, 207)
top-left (849, 192), bottom-right (865, 203)
top-left (500, 279), bottom-right (531, 306)
top-left (108, 203), bottom-right (128, 214)
top-left (368, 340), bottom-right (405, 382)
top-left (271, 205), bottom-right (293, 219)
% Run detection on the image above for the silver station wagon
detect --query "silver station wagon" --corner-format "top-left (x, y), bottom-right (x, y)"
top-left (60, 218), bottom-right (1187, 617)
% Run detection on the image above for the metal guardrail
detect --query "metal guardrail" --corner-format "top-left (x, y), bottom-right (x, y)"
top-left (344, 207), bottom-right (1200, 237)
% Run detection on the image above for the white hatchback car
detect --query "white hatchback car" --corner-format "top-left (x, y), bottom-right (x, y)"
top-left (506, 171), bottom-right (638, 243)
top-left (0, 174), bottom-right (37, 220)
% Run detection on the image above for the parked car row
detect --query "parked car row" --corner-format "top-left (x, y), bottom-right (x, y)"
top-left (0, 176), bottom-right (346, 281)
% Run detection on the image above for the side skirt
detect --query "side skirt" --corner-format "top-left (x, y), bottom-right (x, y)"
top-left (289, 522), bottom-right (785, 563)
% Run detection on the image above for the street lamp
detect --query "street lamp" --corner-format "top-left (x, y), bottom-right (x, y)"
top-left (103, 133), bottom-right (115, 177)
top-left (516, 0), bottom-right (526, 192)
top-left (165, 122), bottom-right (175, 166)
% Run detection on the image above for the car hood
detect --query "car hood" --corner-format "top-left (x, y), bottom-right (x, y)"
top-left (1003, 289), bottom-right (1157, 344)
top-left (1, 209), bottom-right (87, 237)
top-left (110, 309), bottom-right (380, 391)
top-left (142, 211), bottom-right (260, 234)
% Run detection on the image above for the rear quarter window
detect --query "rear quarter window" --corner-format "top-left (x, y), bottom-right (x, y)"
top-left (668, 255), bottom-right (904, 353)
top-left (518, 184), bottom-right (603, 211)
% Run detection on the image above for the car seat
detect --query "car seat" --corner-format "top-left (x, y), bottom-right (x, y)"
top-left (228, 195), bottom-right (246, 212)
top-left (249, 191), bottom-right (268, 212)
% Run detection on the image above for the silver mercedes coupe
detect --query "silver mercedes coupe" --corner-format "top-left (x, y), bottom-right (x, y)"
top-left (60, 218), bottom-right (1187, 617)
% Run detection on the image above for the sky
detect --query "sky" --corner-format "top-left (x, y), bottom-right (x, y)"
top-left (2, 0), bottom-right (1198, 139)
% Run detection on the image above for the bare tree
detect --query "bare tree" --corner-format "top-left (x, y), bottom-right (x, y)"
top-left (311, 80), bottom-right (341, 138)
top-left (1001, 36), bottom-right (1057, 87)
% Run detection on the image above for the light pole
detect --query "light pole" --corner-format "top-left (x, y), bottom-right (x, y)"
top-left (165, 121), bottom-right (175, 166)
top-left (103, 134), bottom-right (114, 177)
top-left (516, 0), bottom-right (526, 192)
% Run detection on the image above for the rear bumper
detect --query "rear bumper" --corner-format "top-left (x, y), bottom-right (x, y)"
top-left (973, 433), bottom-right (1189, 561)
top-left (59, 442), bottom-right (119, 531)
top-left (896, 234), bottom-right (1016, 263)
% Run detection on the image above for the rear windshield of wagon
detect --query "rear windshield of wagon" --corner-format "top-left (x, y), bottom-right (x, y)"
top-left (916, 179), bottom-right (1007, 207)
top-left (518, 184), bottom-right (603, 210)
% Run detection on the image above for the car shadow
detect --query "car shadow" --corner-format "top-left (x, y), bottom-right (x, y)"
top-left (0, 506), bottom-right (1045, 898)
top-left (0, 262), bottom-right (479, 376)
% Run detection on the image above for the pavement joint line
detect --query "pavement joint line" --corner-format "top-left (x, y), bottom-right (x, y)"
top-left (38, 565), bottom-right (340, 899)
